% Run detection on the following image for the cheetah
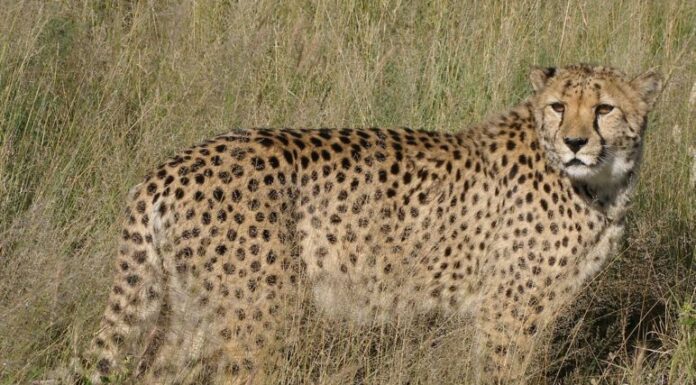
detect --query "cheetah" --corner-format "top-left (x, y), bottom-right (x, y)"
top-left (85, 64), bottom-right (661, 384)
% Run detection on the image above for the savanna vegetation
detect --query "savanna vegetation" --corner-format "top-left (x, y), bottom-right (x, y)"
top-left (0, 1), bottom-right (694, 384)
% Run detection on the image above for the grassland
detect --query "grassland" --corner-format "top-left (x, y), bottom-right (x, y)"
top-left (0, 1), bottom-right (694, 384)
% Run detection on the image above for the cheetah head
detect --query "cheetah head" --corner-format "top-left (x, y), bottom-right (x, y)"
top-left (529, 64), bottom-right (662, 187)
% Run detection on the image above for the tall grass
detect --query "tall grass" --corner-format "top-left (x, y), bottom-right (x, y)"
top-left (0, 1), bottom-right (694, 384)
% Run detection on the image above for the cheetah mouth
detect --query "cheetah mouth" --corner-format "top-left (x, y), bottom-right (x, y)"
top-left (564, 158), bottom-right (586, 167)
top-left (563, 147), bottom-right (607, 170)
top-left (562, 155), bottom-right (603, 178)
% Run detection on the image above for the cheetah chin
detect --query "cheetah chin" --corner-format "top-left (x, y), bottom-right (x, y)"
top-left (563, 150), bottom-right (636, 187)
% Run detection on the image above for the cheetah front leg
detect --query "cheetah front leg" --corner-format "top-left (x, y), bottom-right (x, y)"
top-left (473, 286), bottom-right (553, 385)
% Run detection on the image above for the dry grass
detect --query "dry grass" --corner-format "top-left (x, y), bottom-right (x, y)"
top-left (0, 1), bottom-right (694, 384)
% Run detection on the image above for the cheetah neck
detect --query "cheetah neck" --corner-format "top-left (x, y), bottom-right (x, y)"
top-left (571, 172), bottom-right (636, 223)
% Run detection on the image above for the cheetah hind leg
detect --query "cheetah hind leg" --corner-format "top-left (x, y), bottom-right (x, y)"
top-left (83, 223), bottom-right (166, 384)
top-left (139, 332), bottom-right (266, 385)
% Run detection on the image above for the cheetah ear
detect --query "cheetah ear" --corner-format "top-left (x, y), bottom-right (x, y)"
top-left (529, 66), bottom-right (556, 93)
top-left (630, 69), bottom-right (663, 109)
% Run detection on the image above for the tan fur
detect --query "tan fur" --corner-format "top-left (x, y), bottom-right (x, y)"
top-left (85, 64), bottom-right (661, 384)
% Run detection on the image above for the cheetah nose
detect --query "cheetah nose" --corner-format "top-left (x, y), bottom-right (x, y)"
top-left (563, 137), bottom-right (588, 153)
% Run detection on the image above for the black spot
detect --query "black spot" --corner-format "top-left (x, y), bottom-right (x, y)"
top-left (257, 137), bottom-right (274, 147)
top-left (509, 164), bottom-right (518, 179)
top-left (231, 189), bottom-right (242, 202)
top-left (310, 137), bottom-right (323, 147)
top-left (133, 251), bottom-right (147, 264)
top-left (213, 188), bottom-right (224, 202)
top-left (318, 129), bottom-right (332, 139)
top-left (126, 274), bottom-right (140, 286)
top-left (266, 251), bottom-right (277, 264)
top-left (251, 157), bottom-right (265, 170)
top-left (293, 139), bottom-right (306, 150)
top-left (283, 150), bottom-right (294, 164)
top-left (403, 172), bottom-right (412, 184)
top-left (97, 358), bottom-right (111, 375)
top-left (390, 163), bottom-right (400, 174)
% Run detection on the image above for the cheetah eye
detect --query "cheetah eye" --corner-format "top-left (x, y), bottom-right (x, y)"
top-left (550, 102), bottom-right (565, 113)
top-left (595, 104), bottom-right (614, 115)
